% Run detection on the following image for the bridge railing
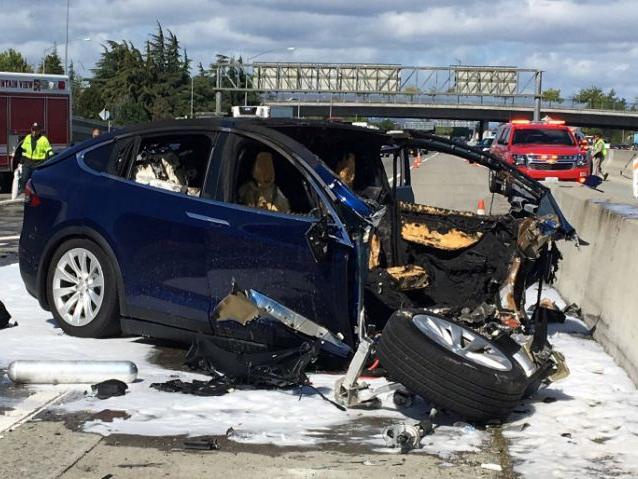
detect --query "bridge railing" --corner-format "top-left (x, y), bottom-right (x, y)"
top-left (206, 61), bottom-right (637, 115)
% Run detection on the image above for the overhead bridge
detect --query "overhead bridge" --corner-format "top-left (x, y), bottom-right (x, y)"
top-left (264, 101), bottom-right (638, 130)
top-left (207, 62), bottom-right (637, 129)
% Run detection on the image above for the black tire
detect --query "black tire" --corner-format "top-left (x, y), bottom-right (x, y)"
top-left (46, 238), bottom-right (121, 338)
top-left (377, 311), bottom-right (528, 423)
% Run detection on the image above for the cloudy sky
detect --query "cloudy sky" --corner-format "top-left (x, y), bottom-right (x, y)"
top-left (1, 0), bottom-right (637, 100)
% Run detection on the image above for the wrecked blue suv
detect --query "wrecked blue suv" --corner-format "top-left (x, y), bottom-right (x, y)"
top-left (19, 119), bottom-right (574, 421)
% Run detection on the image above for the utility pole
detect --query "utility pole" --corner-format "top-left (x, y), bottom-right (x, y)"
top-left (64, 0), bottom-right (70, 74)
top-left (190, 76), bottom-right (194, 118)
top-left (534, 70), bottom-right (543, 122)
top-left (215, 64), bottom-right (222, 115)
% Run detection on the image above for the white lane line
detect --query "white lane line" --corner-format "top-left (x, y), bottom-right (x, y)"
top-left (0, 390), bottom-right (69, 434)
top-left (0, 199), bottom-right (22, 206)
top-left (0, 235), bottom-right (20, 241)
top-left (410, 152), bottom-right (439, 170)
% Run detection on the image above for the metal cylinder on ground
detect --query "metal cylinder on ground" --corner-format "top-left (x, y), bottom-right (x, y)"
top-left (7, 360), bottom-right (138, 384)
top-left (633, 156), bottom-right (638, 200)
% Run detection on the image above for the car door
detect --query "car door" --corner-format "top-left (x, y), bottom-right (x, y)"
top-left (493, 126), bottom-right (511, 161)
top-left (381, 145), bottom-right (414, 203)
top-left (198, 131), bottom-right (355, 345)
top-left (393, 147), bottom-right (415, 202)
top-left (103, 131), bottom-right (219, 332)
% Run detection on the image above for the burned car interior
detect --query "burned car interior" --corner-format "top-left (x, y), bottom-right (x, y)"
top-left (131, 133), bottom-right (212, 197)
top-left (215, 121), bottom-right (575, 421)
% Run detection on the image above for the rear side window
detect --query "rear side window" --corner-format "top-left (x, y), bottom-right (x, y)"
top-left (82, 142), bottom-right (115, 172)
top-left (512, 128), bottom-right (574, 146)
top-left (129, 133), bottom-right (214, 198)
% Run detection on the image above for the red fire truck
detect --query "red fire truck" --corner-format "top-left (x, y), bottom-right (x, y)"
top-left (0, 71), bottom-right (71, 191)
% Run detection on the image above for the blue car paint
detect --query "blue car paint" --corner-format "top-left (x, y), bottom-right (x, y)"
top-left (20, 124), bottom-right (364, 346)
top-left (314, 163), bottom-right (377, 223)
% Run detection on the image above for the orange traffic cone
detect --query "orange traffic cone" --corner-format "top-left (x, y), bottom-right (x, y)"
top-left (477, 199), bottom-right (486, 215)
top-left (416, 151), bottom-right (422, 167)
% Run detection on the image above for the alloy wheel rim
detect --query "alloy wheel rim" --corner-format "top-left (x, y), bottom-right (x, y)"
top-left (412, 314), bottom-right (512, 371)
top-left (52, 248), bottom-right (105, 327)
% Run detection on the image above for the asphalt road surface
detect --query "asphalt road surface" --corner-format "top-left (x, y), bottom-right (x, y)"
top-left (407, 152), bottom-right (510, 214)
top-left (0, 195), bottom-right (22, 267)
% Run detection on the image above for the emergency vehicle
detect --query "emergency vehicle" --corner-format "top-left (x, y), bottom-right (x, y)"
top-left (490, 119), bottom-right (590, 182)
top-left (0, 71), bottom-right (71, 191)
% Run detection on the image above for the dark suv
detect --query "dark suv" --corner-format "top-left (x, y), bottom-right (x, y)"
top-left (19, 119), bottom-right (574, 421)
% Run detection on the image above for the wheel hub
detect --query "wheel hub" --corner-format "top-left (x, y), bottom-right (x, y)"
top-left (412, 313), bottom-right (513, 371)
top-left (52, 247), bottom-right (105, 327)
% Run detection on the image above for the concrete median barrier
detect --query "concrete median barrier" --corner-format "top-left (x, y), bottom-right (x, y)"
top-left (550, 183), bottom-right (638, 383)
top-left (606, 149), bottom-right (636, 179)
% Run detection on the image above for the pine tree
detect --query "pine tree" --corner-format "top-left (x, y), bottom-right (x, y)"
top-left (0, 49), bottom-right (33, 72)
top-left (39, 45), bottom-right (64, 74)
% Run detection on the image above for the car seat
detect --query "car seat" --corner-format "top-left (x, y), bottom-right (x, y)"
top-left (238, 152), bottom-right (290, 212)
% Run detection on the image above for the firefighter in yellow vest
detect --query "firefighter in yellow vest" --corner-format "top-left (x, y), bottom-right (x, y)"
top-left (19, 122), bottom-right (53, 192)
top-left (592, 134), bottom-right (608, 180)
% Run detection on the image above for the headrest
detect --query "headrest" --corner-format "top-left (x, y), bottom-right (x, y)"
top-left (252, 152), bottom-right (275, 186)
top-left (336, 152), bottom-right (356, 187)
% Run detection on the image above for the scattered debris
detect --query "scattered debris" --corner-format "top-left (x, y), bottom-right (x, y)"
top-left (0, 300), bottom-right (16, 330)
top-left (563, 303), bottom-right (583, 319)
top-left (91, 409), bottom-right (131, 422)
top-left (392, 388), bottom-right (416, 408)
top-left (116, 463), bottom-right (165, 469)
top-left (150, 378), bottom-right (230, 397)
top-left (537, 299), bottom-right (567, 323)
top-left (382, 420), bottom-right (434, 454)
top-left (92, 379), bottom-right (128, 400)
top-left (186, 334), bottom-right (319, 389)
top-left (183, 437), bottom-right (220, 451)
top-left (481, 463), bottom-right (503, 472)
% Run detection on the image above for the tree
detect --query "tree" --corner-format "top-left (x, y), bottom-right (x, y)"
top-left (542, 88), bottom-right (563, 104)
top-left (0, 49), bottom-right (33, 72)
top-left (573, 86), bottom-right (626, 110)
top-left (39, 46), bottom-right (64, 74)
top-left (72, 23), bottom-right (260, 124)
top-left (371, 119), bottom-right (396, 131)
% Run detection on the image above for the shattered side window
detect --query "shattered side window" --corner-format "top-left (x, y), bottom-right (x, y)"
top-left (129, 134), bottom-right (213, 197)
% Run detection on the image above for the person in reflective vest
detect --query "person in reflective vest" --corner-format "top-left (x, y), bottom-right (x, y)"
top-left (19, 122), bottom-right (53, 193)
top-left (592, 134), bottom-right (608, 180)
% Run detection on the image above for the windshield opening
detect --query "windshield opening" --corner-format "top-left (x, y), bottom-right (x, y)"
top-left (512, 128), bottom-right (575, 146)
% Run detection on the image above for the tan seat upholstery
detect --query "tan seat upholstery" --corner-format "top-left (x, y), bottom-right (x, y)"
top-left (335, 152), bottom-right (356, 188)
top-left (238, 152), bottom-right (290, 212)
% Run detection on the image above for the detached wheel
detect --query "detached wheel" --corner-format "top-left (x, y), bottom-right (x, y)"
top-left (46, 238), bottom-right (120, 337)
top-left (377, 311), bottom-right (528, 422)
